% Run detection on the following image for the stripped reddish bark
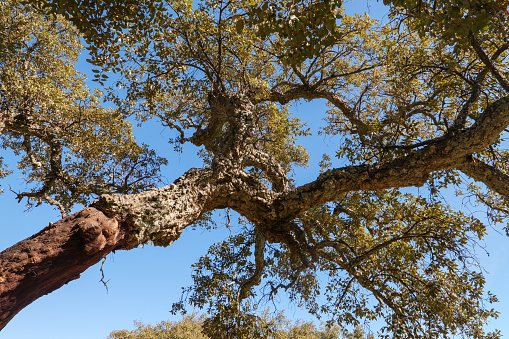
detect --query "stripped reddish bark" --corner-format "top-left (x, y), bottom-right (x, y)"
top-left (0, 208), bottom-right (125, 330)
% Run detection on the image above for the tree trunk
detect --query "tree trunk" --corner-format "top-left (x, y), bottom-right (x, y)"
top-left (0, 207), bottom-right (125, 330)
top-left (0, 167), bottom-right (220, 330)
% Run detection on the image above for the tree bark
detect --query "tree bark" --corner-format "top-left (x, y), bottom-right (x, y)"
top-left (0, 207), bottom-right (125, 330)
top-left (0, 167), bottom-right (219, 330)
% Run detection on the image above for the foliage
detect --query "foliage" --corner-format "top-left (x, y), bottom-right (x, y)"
top-left (175, 190), bottom-right (497, 338)
top-left (29, 0), bottom-right (345, 67)
top-left (0, 0), bottom-right (165, 213)
top-left (107, 314), bottom-right (208, 339)
top-left (384, 0), bottom-right (509, 47)
top-left (107, 312), bottom-right (373, 339)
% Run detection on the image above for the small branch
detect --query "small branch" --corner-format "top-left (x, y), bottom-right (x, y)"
top-left (469, 33), bottom-right (509, 92)
top-left (451, 68), bottom-right (489, 130)
top-left (453, 40), bottom-right (509, 130)
top-left (291, 65), bottom-right (309, 85)
top-left (382, 135), bottom-right (444, 150)
top-left (4, 116), bottom-right (64, 203)
top-left (99, 257), bottom-right (110, 293)
top-left (352, 220), bottom-right (433, 265)
top-left (315, 243), bottom-right (406, 319)
top-left (42, 194), bottom-right (67, 218)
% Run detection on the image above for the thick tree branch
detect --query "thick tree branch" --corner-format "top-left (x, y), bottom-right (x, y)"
top-left (188, 94), bottom-right (230, 150)
top-left (189, 92), bottom-right (255, 160)
top-left (274, 96), bottom-right (509, 220)
top-left (457, 155), bottom-right (509, 199)
top-left (265, 86), bottom-right (372, 135)
top-left (0, 166), bottom-right (231, 329)
top-left (92, 168), bottom-right (218, 249)
top-left (243, 150), bottom-right (288, 192)
top-left (6, 95), bottom-right (507, 332)
top-left (237, 230), bottom-right (265, 301)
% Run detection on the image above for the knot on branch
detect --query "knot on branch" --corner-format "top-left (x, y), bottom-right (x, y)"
top-left (76, 208), bottom-right (121, 255)
top-left (260, 221), bottom-right (317, 268)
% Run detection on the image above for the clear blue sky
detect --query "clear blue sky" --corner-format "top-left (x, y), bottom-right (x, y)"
top-left (1, 1), bottom-right (508, 338)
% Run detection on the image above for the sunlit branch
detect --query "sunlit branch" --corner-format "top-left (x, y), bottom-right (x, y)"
top-left (351, 219), bottom-right (434, 265)
top-left (4, 116), bottom-right (64, 203)
top-left (458, 155), bottom-right (509, 199)
top-left (451, 68), bottom-right (489, 131)
top-left (316, 244), bottom-right (406, 319)
top-left (271, 95), bottom-right (509, 221)
top-left (469, 33), bottom-right (509, 92)
top-left (264, 86), bottom-right (371, 134)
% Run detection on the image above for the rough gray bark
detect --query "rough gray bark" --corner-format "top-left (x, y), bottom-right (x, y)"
top-left (93, 168), bottom-right (218, 248)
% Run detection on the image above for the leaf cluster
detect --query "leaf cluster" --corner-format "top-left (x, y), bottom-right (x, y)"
top-left (1, 0), bottom-right (166, 213)
top-left (384, 0), bottom-right (509, 46)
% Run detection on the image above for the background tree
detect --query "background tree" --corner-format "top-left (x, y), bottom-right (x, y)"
top-left (1, 0), bottom-right (509, 338)
top-left (106, 311), bottom-right (373, 339)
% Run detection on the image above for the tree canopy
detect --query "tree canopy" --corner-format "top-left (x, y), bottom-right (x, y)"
top-left (107, 311), bottom-right (374, 339)
top-left (1, 0), bottom-right (509, 338)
